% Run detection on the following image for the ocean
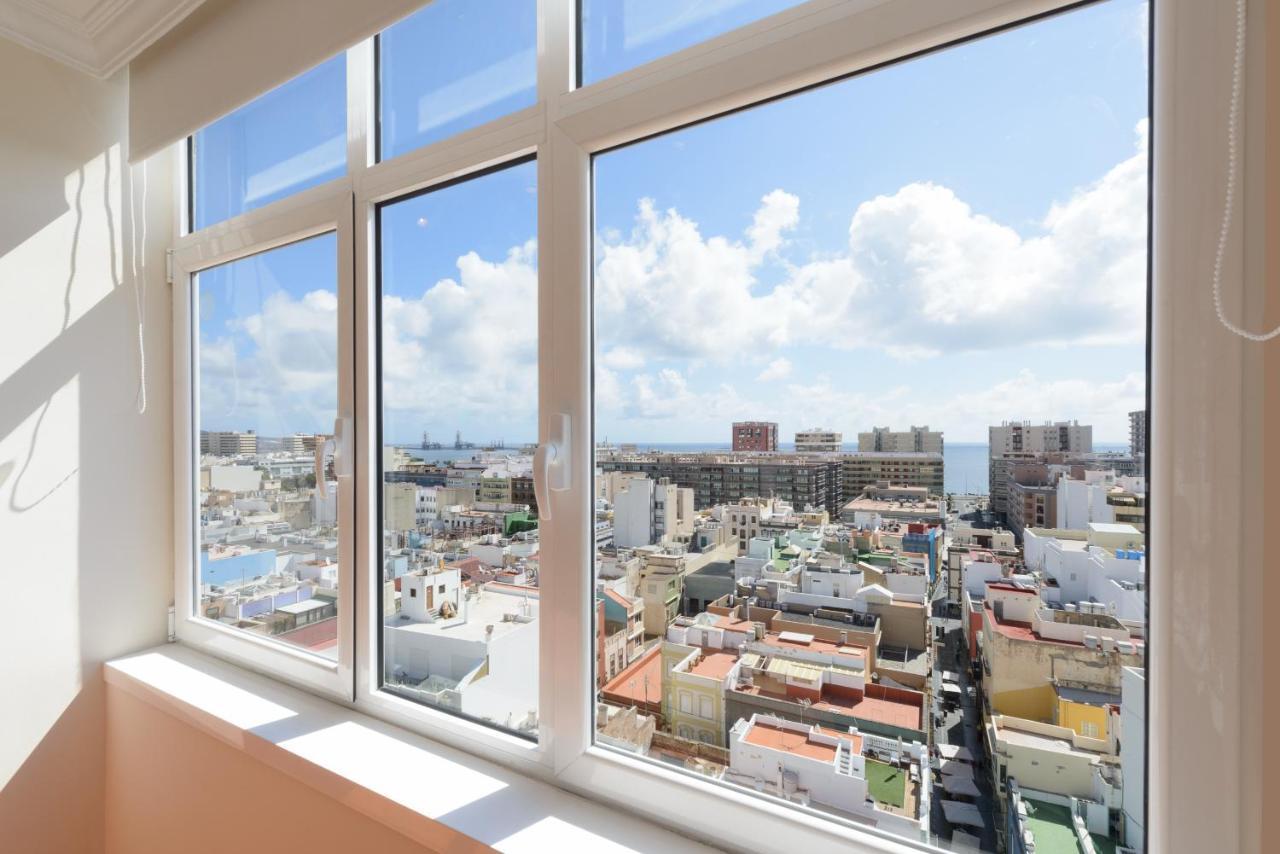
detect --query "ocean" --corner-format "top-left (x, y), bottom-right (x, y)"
top-left (395, 441), bottom-right (1130, 496)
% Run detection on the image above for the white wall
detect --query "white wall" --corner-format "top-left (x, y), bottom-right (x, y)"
top-left (0, 39), bottom-right (173, 853)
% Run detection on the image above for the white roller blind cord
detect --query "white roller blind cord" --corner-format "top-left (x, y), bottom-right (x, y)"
top-left (129, 160), bottom-right (148, 413)
top-left (1213, 0), bottom-right (1280, 342)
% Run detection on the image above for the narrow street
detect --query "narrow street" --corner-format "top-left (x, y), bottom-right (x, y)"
top-left (930, 609), bottom-right (999, 851)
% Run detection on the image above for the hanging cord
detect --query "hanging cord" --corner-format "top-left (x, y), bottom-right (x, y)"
top-left (1212, 0), bottom-right (1280, 341)
top-left (130, 160), bottom-right (149, 412)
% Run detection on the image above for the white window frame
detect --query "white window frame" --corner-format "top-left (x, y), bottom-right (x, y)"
top-left (171, 178), bottom-right (357, 701)
top-left (167, 0), bottom-right (1262, 851)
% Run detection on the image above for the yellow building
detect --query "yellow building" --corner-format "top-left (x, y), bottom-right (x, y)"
top-left (1053, 683), bottom-right (1119, 742)
top-left (979, 584), bottom-right (1142, 724)
top-left (662, 642), bottom-right (738, 747)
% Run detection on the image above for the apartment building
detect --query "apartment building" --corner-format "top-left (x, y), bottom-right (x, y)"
top-left (795, 428), bottom-right (843, 453)
top-left (990, 421), bottom-right (1093, 456)
top-left (857, 425), bottom-right (943, 453)
top-left (598, 453), bottom-right (843, 514)
top-left (731, 421), bottom-right (778, 452)
top-left (979, 583), bottom-right (1143, 723)
top-left (1129, 409), bottom-right (1147, 456)
top-left (282, 432), bottom-right (321, 454)
top-left (200, 429), bottom-right (258, 456)
top-left (841, 452), bottom-right (945, 495)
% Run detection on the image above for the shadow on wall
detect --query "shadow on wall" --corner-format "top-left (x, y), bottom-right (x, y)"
top-left (0, 39), bottom-right (172, 854)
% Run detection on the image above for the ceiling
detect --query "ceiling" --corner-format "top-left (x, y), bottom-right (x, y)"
top-left (0, 0), bottom-right (205, 77)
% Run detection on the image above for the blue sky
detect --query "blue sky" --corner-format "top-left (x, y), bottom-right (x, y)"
top-left (196, 0), bottom-right (1149, 445)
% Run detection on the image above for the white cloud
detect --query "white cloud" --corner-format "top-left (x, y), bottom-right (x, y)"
top-left (200, 289), bottom-right (339, 434)
top-left (756, 357), bottom-right (792, 382)
top-left (601, 346), bottom-right (646, 371)
top-left (596, 124), bottom-right (1148, 365)
top-left (201, 241), bottom-right (539, 437)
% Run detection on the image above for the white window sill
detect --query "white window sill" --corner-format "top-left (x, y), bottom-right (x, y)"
top-left (104, 644), bottom-right (718, 854)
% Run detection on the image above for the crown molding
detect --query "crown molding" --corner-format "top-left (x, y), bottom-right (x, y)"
top-left (0, 0), bottom-right (204, 77)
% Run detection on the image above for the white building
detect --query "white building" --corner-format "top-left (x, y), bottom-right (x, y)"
top-left (384, 577), bottom-right (539, 734)
top-left (989, 421), bottom-right (1092, 456)
top-left (727, 714), bottom-right (869, 815)
top-left (1023, 524), bottom-right (1145, 622)
top-left (857, 426), bottom-right (943, 453)
top-left (612, 476), bottom-right (692, 549)
top-left (1057, 470), bottom-right (1146, 530)
top-left (613, 476), bottom-right (657, 549)
top-left (207, 464), bottom-right (262, 493)
top-left (795, 429), bottom-right (843, 453)
top-left (723, 713), bottom-right (927, 839)
top-left (1121, 665), bottom-right (1146, 850)
top-left (201, 430), bottom-right (258, 456)
top-left (312, 480), bottom-right (338, 527)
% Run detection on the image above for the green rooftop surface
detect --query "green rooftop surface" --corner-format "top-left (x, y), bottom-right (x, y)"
top-left (1022, 799), bottom-right (1079, 854)
top-left (865, 759), bottom-right (906, 808)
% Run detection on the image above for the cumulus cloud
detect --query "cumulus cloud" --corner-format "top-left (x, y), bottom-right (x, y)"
top-left (201, 241), bottom-right (539, 436)
top-left (596, 124), bottom-right (1148, 365)
top-left (756, 357), bottom-right (792, 382)
top-left (200, 289), bottom-right (338, 434)
top-left (380, 240), bottom-right (537, 424)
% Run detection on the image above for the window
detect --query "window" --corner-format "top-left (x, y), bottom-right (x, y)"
top-left (592, 0), bottom-right (1148, 844)
top-left (192, 55), bottom-right (346, 229)
top-left (192, 232), bottom-right (342, 660)
top-left (377, 159), bottom-right (538, 737)
top-left (169, 1), bottom-right (1177, 850)
top-left (378, 0), bottom-right (536, 160)
top-left (580, 0), bottom-right (808, 84)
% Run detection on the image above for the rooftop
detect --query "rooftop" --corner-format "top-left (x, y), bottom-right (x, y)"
top-left (688, 651), bottom-right (739, 680)
top-left (601, 645), bottom-right (663, 709)
top-left (389, 585), bottom-right (538, 644)
top-left (757, 631), bottom-right (867, 664)
top-left (742, 721), bottom-right (841, 762)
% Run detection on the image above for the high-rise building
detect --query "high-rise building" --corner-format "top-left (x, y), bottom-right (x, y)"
top-left (989, 420), bottom-right (1091, 456)
top-left (283, 432), bottom-right (321, 454)
top-left (857, 425), bottom-right (943, 453)
top-left (598, 452), bottom-right (841, 513)
top-left (200, 430), bottom-right (258, 457)
top-left (841, 451), bottom-right (944, 495)
top-left (732, 421), bottom-right (778, 452)
top-left (1129, 410), bottom-right (1146, 457)
top-left (794, 428), bottom-right (842, 453)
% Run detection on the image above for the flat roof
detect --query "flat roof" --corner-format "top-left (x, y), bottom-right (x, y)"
top-left (734, 684), bottom-right (922, 731)
top-left (688, 651), bottom-right (739, 680)
top-left (743, 721), bottom-right (838, 762)
top-left (758, 631), bottom-right (866, 662)
top-left (1088, 522), bottom-right (1141, 534)
top-left (276, 598), bottom-right (329, 615)
top-left (601, 645), bottom-right (662, 708)
top-left (390, 586), bottom-right (538, 643)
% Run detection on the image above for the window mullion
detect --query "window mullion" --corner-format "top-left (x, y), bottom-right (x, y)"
top-left (537, 0), bottom-right (593, 773)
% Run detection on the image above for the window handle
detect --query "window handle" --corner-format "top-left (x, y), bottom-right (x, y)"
top-left (332, 415), bottom-right (353, 479)
top-left (533, 413), bottom-right (570, 521)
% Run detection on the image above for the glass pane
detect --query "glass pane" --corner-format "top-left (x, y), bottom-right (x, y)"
top-left (195, 233), bottom-right (340, 660)
top-left (378, 161), bottom-right (539, 737)
top-left (580, 0), bottom-right (804, 84)
top-left (593, 1), bottom-right (1149, 849)
top-left (193, 55), bottom-right (347, 230)
top-left (379, 0), bottom-right (536, 161)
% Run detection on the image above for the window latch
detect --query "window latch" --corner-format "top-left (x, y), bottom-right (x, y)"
top-left (533, 413), bottom-right (571, 521)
